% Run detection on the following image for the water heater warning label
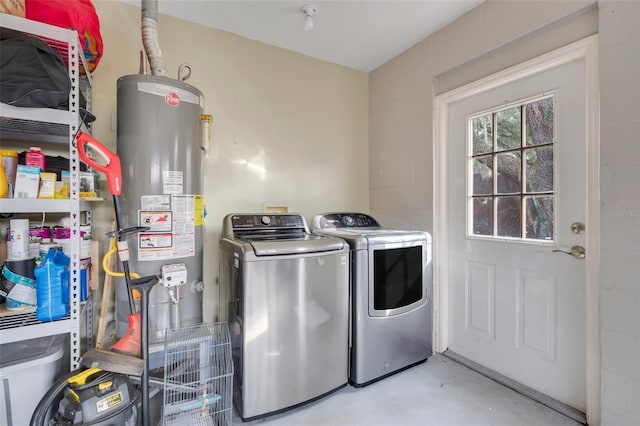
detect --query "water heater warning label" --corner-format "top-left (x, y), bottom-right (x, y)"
top-left (139, 233), bottom-right (172, 249)
top-left (162, 171), bottom-right (183, 194)
top-left (139, 211), bottom-right (172, 232)
top-left (137, 194), bottom-right (196, 262)
top-left (141, 195), bottom-right (171, 210)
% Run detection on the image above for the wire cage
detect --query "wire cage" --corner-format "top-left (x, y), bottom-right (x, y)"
top-left (162, 322), bottom-right (233, 426)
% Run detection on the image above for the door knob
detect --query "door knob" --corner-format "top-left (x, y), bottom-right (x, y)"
top-left (571, 222), bottom-right (585, 234)
top-left (553, 245), bottom-right (585, 259)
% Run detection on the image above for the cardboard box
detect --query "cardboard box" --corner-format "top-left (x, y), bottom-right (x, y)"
top-left (61, 170), bottom-right (97, 198)
top-left (79, 171), bottom-right (95, 192)
top-left (38, 172), bottom-right (56, 199)
top-left (14, 165), bottom-right (40, 199)
top-left (54, 181), bottom-right (69, 199)
top-left (0, 0), bottom-right (25, 17)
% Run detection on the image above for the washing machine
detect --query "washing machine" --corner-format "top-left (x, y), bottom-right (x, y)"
top-left (311, 212), bottom-right (432, 387)
top-left (219, 213), bottom-right (349, 421)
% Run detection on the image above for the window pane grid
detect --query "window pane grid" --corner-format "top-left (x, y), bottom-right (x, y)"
top-left (468, 96), bottom-right (555, 243)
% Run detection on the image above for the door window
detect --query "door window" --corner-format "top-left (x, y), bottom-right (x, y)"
top-left (468, 95), bottom-right (555, 242)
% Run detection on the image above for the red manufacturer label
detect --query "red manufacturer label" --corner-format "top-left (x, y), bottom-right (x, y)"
top-left (165, 92), bottom-right (180, 106)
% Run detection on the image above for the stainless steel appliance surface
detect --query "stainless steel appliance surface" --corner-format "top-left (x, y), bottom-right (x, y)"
top-left (219, 213), bottom-right (349, 421)
top-left (311, 212), bottom-right (432, 387)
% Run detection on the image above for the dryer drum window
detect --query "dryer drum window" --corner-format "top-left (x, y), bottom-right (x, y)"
top-left (373, 246), bottom-right (423, 310)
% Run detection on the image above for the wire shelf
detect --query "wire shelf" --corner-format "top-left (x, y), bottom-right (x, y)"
top-left (162, 322), bottom-right (233, 426)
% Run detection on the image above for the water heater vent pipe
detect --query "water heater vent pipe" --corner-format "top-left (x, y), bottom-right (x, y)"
top-left (141, 0), bottom-right (168, 76)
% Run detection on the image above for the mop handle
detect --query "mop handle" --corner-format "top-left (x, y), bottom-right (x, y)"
top-left (76, 132), bottom-right (122, 196)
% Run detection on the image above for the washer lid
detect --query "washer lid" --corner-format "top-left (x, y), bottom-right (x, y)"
top-left (240, 234), bottom-right (346, 256)
top-left (325, 228), bottom-right (430, 245)
top-left (362, 229), bottom-right (431, 245)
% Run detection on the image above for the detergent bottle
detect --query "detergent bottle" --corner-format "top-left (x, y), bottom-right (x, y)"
top-left (1, 150), bottom-right (18, 197)
top-left (25, 147), bottom-right (46, 170)
top-left (35, 247), bottom-right (70, 322)
top-left (0, 164), bottom-right (7, 198)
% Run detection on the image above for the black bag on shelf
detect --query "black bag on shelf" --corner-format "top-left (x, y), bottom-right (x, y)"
top-left (0, 30), bottom-right (71, 109)
top-left (0, 29), bottom-right (95, 123)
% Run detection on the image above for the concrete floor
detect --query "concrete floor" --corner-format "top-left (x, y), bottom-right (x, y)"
top-left (233, 354), bottom-right (580, 426)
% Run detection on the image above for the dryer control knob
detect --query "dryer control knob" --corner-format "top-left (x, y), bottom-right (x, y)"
top-left (261, 216), bottom-right (271, 226)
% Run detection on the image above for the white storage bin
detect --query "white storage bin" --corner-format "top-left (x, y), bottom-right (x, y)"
top-left (0, 334), bottom-right (68, 426)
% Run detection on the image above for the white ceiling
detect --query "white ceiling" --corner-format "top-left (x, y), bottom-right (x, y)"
top-left (125, 0), bottom-right (483, 72)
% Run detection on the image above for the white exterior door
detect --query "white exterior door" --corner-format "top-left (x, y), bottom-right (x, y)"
top-left (445, 56), bottom-right (588, 411)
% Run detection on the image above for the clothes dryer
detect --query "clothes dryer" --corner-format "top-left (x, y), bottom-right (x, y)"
top-left (311, 212), bottom-right (432, 387)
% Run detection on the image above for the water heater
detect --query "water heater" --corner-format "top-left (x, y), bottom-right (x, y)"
top-left (116, 74), bottom-right (204, 344)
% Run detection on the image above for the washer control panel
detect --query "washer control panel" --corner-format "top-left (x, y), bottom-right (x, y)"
top-left (316, 213), bottom-right (380, 229)
top-left (231, 214), bottom-right (305, 230)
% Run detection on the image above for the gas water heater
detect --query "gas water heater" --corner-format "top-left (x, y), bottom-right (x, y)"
top-left (115, 74), bottom-right (205, 345)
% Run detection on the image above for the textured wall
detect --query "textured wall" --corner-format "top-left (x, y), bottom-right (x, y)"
top-left (598, 2), bottom-right (640, 425)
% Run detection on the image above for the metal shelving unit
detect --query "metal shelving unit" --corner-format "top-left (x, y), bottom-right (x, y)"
top-left (0, 198), bottom-right (93, 213)
top-left (0, 13), bottom-right (93, 370)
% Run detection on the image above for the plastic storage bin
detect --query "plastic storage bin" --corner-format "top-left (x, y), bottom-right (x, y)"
top-left (0, 334), bottom-right (68, 426)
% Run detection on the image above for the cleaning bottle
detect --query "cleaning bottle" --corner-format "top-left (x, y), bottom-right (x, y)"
top-left (25, 147), bottom-right (46, 171)
top-left (1, 150), bottom-right (18, 197)
top-left (0, 164), bottom-right (7, 198)
top-left (35, 247), bottom-right (70, 322)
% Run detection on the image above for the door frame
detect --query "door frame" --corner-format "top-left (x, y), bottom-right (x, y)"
top-left (433, 35), bottom-right (600, 423)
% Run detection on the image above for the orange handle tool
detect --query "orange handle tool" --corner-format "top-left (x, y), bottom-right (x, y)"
top-left (76, 132), bottom-right (122, 196)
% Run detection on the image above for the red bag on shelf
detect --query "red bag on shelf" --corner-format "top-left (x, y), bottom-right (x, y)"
top-left (25, 0), bottom-right (103, 73)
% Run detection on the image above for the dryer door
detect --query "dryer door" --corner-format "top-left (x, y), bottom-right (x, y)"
top-left (368, 240), bottom-right (429, 317)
